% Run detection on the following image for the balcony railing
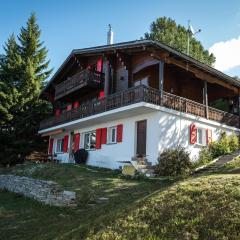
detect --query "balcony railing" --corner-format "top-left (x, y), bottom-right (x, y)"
top-left (39, 85), bottom-right (239, 130)
top-left (55, 69), bottom-right (104, 100)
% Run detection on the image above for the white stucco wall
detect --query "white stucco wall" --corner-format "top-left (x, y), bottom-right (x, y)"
top-left (50, 106), bottom-right (239, 169)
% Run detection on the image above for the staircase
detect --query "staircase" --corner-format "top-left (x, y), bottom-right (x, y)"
top-left (130, 156), bottom-right (155, 177)
top-left (194, 150), bottom-right (240, 174)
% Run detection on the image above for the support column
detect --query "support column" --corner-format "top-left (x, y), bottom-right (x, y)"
top-left (204, 80), bottom-right (209, 119)
top-left (159, 61), bottom-right (164, 105)
top-left (104, 57), bottom-right (110, 96)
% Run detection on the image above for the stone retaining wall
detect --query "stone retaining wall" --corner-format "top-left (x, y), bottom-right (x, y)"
top-left (0, 174), bottom-right (76, 207)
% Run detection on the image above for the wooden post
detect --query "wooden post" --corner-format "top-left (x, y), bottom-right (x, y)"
top-left (159, 61), bottom-right (164, 105)
top-left (104, 57), bottom-right (110, 96)
top-left (127, 55), bottom-right (132, 88)
top-left (204, 80), bottom-right (209, 119)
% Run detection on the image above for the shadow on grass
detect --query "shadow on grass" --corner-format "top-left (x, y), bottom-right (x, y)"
top-left (0, 162), bottom-right (176, 240)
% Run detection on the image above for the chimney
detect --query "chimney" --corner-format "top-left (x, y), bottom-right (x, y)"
top-left (107, 24), bottom-right (113, 45)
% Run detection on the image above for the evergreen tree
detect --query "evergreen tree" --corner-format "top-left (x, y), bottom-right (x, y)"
top-left (0, 34), bottom-right (21, 127)
top-left (0, 14), bottom-right (52, 166)
top-left (18, 13), bottom-right (52, 98)
top-left (144, 17), bottom-right (216, 66)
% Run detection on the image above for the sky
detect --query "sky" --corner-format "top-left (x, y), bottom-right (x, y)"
top-left (1, 0), bottom-right (240, 78)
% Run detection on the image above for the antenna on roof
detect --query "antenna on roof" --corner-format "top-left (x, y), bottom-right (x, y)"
top-left (107, 24), bottom-right (114, 45)
top-left (187, 20), bottom-right (201, 55)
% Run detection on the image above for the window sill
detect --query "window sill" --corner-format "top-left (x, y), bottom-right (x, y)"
top-left (195, 143), bottom-right (206, 147)
top-left (106, 142), bottom-right (117, 145)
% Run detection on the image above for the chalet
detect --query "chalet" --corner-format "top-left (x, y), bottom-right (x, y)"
top-left (39, 28), bottom-right (240, 169)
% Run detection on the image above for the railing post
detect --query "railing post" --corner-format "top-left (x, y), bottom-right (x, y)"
top-left (204, 80), bottom-right (209, 119)
top-left (159, 61), bottom-right (164, 106)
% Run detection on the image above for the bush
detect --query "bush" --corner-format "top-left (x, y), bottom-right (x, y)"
top-left (193, 147), bottom-right (213, 168)
top-left (209, 132), bottom-right (230, 158)
top-left (194, 132), bottom-right (239, 168)
top-left (209, 132), bottom-right (239, 159)
top-left (228, 133), bottom-right (239, 152)
top-left (155, 147), bottom-right (192, 177)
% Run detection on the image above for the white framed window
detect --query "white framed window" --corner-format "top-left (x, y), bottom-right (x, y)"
top-left (56, 138), bottom-right (64, 153)
top-left (196, 128), bottom-right (206, 146)
top-left (84, 131), bottom-right (96, 150)
top-left (107, 126), bottom-right (117, 144)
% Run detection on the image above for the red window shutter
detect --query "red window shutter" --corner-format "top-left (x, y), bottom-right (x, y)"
top-left (63, 135), bottom-right (69, 153)
top-left (73, 133), bottom-right (80, 152)
top-left (96, 128), bottom-right (102, 149)
top-left (101, 128), bottom-right (107, 144)
top-left (117, 124), bottom-right (123, 142)
top-left (97, 57), bottom-right (103, 72)
top-left (66, 104), bottom-right (72, 111)
top-left (206, 129), bottom-right (212, 145)
top-left (190, 123), bottom-right (197, 144)
top-left (48, 138), bottom-right (54, 154)
top-left (55, 109), bottom-right (61, 117)
top-left (99, 90), bottom-right (105, 99)
top-left (73, 101), bottom-right (79, 109)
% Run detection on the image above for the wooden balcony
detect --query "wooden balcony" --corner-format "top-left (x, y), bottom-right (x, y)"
top-left (54, 69), bottom-right (104, 100)
top-left (40, 85), bottom-right (239, 130)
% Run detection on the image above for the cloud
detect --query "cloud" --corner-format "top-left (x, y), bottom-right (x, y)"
top-left (209, 36), bottom-right (240, 72)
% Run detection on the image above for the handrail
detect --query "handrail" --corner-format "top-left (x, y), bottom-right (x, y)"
top-left (55, 69), bottom-right (104, 100)
top-left (40, 85), bottom-right (239, 130)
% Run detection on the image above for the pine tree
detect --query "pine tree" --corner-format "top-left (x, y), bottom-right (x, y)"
top-left (18, 13), bottom-right (52, 98)
top-left (0, 34), bottom-right (21, 127)
top-left (144, 17), bottom-right (216, 66)
top-left (0, 14), bottom-right (52, 166)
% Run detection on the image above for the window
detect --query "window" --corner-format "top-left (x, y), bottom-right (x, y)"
top-left (196, 128), bottom-right (206, 146)
top-left (107, 126), bottom-right (117, 144)
top-left (84, 131), bottom-right (96, 150)
top-left (56, 138), bottom-right (64, 153)
top-left (134, 76), bottom-right (149, 87)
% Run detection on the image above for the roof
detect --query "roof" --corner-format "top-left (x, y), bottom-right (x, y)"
top-left (41, 39), bottom-right (240, 96)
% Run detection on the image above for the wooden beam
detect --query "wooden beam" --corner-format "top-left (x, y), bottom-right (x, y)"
top-left (159, 61), bottom-right (164, 105)
top-left (204, 80), bottom-right (209, 119)
top-left (154, 54), bottom-right (238, 94)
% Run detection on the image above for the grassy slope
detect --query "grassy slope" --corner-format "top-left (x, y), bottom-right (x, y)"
top-left (0, 162), bottom-right (240, 240)
top-left (0, 163), bottom-right (171, 240)
top-left (88, 174), bottom-right (240, 240)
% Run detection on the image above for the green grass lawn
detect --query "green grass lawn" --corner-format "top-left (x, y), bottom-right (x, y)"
top-left (0, 162), bottom-right (240, 240)
top-left (0, 163), bottom-right (172, 240)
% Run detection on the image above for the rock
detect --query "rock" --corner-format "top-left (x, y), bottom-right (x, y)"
top-left (0, 174), bottom-right (76, 207)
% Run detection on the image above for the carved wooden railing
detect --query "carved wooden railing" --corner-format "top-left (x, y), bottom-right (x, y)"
top-left (40, 85), bottom-right (239, 130)
top-left (55, 69), bottom-right (104, 100)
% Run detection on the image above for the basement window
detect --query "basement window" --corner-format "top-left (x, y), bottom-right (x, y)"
top-left (107, 126), bottom-right (117, 144)
top-left (56, 138), bottom-right (64, 153)
top-left (84, 131), bottom-right (96, 150)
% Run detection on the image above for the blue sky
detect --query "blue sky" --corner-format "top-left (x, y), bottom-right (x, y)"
top-left (1, 0), bottom-right (240, 77)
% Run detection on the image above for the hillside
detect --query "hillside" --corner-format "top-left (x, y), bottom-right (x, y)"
top-left (88, 174), bottom-right (240, 240)
top-left (0, 162), bottom-right (240, 240)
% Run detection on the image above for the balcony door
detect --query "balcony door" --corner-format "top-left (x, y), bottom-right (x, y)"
top-left (136, 120), bottom-right (147, 156)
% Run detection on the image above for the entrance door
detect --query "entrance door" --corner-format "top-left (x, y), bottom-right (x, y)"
top-left (136, 120), bottom-right (147, 156)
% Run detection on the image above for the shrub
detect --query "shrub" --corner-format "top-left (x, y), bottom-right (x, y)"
top-left (228, 133), bottom-right (239, 152)
top-left (209, 132), bottom-right (230, 158)
top-left (155, 147), bottom-right (192, 177)
top-left (194, 132), bottom-right (239, 168)
top-left (193, 147), bottom-right (213, 168)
